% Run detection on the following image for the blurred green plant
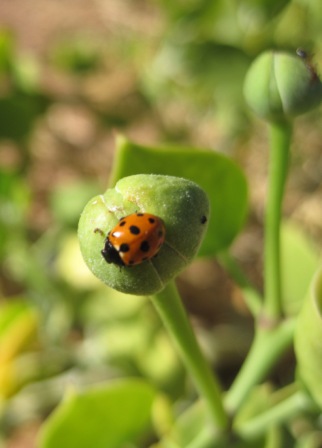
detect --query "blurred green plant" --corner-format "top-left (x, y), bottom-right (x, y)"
top-left (72, 45), bottom-right (322, 447)
top-left (50, 36), bottom-right (103, 75)
top-left (2, 1), bottom-right (322, 447)
top-left (142, 0), bottom-right (322, 143)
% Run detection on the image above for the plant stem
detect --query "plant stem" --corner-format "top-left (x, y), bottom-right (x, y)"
top-left (150, 281), bottom-right (228, 431)
top-left (235, 387), bottom-right (316, 440)
top-left (224, 121), bottom-right (294, 417)
top-left (225, 318), bottom-right (295, 415)
top-left (264, 120), bottom-right (292, 320)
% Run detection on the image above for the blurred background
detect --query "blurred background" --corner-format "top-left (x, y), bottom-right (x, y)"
top-left (1, 1), bottom-right (322, 446)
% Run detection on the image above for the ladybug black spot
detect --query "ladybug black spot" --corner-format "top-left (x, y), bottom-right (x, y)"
top-left (119, 220), bottom-right (126, 227)
top-left (148, 217), bottom-right (155, 224)
top-left (119, 243), bottom-right (130, 253)
top-left (136, 213), bottom-right (144, 217)
top-left (140, 241), bottom-right (150, 252)
top-left (129, 225), bottom-right (140, 235)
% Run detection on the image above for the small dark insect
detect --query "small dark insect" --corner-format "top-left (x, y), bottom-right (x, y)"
top-left (296, 47), bottom-right (319, 82)
top-left (296, 48), bottom-right (309, 59)
top-left (94, 228), bottom-right (105, 236)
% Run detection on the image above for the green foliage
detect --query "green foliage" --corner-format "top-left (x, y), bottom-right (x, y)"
top-left (0, 300), bottom-right (39, 398)
top-left (50, 181), bottom-right (101, 228)
top-left (0, 94), bottom-right (46, 141)
top-left (281, 223), bottom-right (320, 316)
top-left (0, 170), bottom-right (30, 259)
top-left (295, 268), bottom-right (322, 409)
top-left (37, 380), bottom-right (157, 448)
top-left (50, 36), bottom-right (103, 75)
top-left (2, 1), bottom-right (322, 447)
top-left (0, 300), bottom-right (38, 360)
top-left (110, 137), bottom-right (248, 255)
top-left (0, 30), bottom-right (14, 73)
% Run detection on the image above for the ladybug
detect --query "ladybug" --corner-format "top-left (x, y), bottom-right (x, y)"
top-left (101, 212), bottom-right (166, 267)
top-left (296, 48), bottom-right (319, 82)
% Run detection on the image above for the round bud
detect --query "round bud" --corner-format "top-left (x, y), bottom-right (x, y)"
top-left (244, 50), bottom-right (322, 122)
top-left (78, 175), bottom-right (210, 295)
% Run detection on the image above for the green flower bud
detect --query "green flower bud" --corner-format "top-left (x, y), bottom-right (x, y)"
top-left (294, 267), bottom-right (322, 408)
top-left (244, 50), bottom-right (322, 122)
top-left (78, 175), bottom-right (209, 295)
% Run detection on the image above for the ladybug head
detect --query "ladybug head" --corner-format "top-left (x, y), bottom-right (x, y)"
top-left (101, 240), bottom-right (125, 267)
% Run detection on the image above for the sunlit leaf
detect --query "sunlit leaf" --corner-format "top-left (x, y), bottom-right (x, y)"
top-left (281, 222), bottom-right (320, 315)
top-left (38, 379), bottom-right (157, 448)
top-left (0, 300), bottom-right (38, 363)
top-left (295, 267), bottom-right (322, 409)
top-left (109, 137), bottom-right (248, 256)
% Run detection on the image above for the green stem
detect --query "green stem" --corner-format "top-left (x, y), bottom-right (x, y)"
top-left (224, 121), bottom-right (294, 417)
top-left (185, 384), bottom-right (315, 446)
top-left (151, 281), bottom-right (228, 431)
top-left (264, 120), bottom-right (292, 320)
top-left (225, 318), bottom-right (295, 415)
top-left (235, 386), bottom-right (316, 439)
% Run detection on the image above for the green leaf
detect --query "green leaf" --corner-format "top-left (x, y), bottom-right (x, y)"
top-left (109, 138), bottom-right (248, 255)
top-left (37, 379), bottom-right (157, 448)
top-left (294, 267), bottom-right (322, 409)
top-left (0, 300), bottom-right (38, 362)
top-left (163, 400), bottom-right (211, 447)
top-left (237, 0), bottom-right (291, 22)
top-left (0, 29), bottom-right (14, 73)
top-left (281, 222), bottom-right (320, 316)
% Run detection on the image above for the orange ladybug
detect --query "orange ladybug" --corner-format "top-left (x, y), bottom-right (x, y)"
top-left (101, 213), bottom-right (166, 267)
